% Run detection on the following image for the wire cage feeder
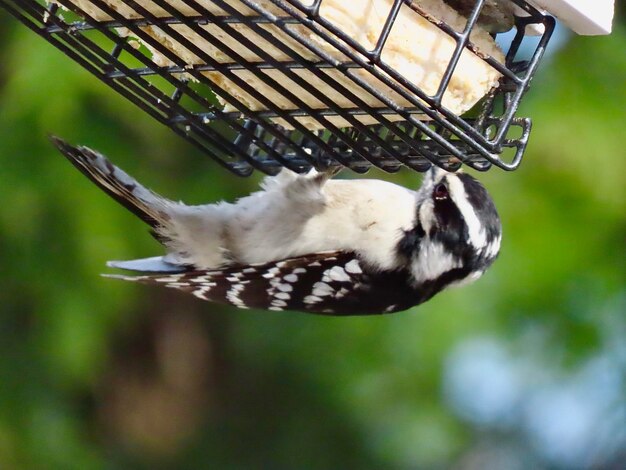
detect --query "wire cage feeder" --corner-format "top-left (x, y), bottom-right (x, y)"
top-left (1, 0), bottom-right (554, 176)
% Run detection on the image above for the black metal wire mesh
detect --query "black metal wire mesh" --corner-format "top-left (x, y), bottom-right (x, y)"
top-left (1, 0), bottom-right (554, 176)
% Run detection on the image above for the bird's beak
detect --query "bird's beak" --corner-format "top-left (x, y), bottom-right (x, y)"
top-left (417, 164), bottom-right (460, 200)
top-left (426, 165), bottom-right (445, 183)
top-left (416, 165), bottom-right (441, 201)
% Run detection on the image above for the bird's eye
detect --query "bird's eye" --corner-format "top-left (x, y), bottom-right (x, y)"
top-left (433, 183), bottom-right (449, 200)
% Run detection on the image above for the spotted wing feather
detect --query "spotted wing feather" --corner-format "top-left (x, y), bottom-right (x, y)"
top-left (105, 252), bottom-right (425, 315)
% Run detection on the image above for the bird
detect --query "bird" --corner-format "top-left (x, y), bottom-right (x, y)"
top-left (50, 136), bottom-right (502, 316)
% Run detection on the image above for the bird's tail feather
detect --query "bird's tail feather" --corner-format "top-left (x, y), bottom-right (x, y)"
top-left (50, 136), bottom-right (170, 230)
top-left (106, 256), bottom-right (188, 273)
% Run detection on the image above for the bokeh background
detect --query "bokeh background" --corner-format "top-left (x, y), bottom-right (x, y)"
top-left (0, 4), bottom-right (624, 469)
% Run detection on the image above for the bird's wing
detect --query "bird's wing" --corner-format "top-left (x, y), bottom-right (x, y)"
top-left (104, 251), bottom-right (412, 315)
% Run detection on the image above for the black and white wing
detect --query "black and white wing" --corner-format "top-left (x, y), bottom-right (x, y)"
top-left (105, 251), bottom-right (424, 315)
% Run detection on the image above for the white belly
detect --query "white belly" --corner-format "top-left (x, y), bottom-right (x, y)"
top-left (228, 178), bottom-right (418, 270)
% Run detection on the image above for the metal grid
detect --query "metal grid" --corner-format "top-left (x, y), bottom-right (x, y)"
top-left (1, 0), bottom-right (555, 176)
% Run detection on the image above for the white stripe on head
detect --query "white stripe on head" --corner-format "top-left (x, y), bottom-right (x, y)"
top-left (445, 174), bottom-right (487, 249)
top-left (418, 199), bottom-right (434, 234)
top-left (485, 234), bottom-right (502, 259)
top-left (412, 242), bottom-right (461, 283)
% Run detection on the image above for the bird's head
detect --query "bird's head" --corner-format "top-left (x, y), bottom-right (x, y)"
top-left (401, 166), bottom-right (502, 288)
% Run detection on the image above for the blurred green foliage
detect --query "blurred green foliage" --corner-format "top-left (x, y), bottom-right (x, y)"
top-left (0, 7), bottom-right (624, 470)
